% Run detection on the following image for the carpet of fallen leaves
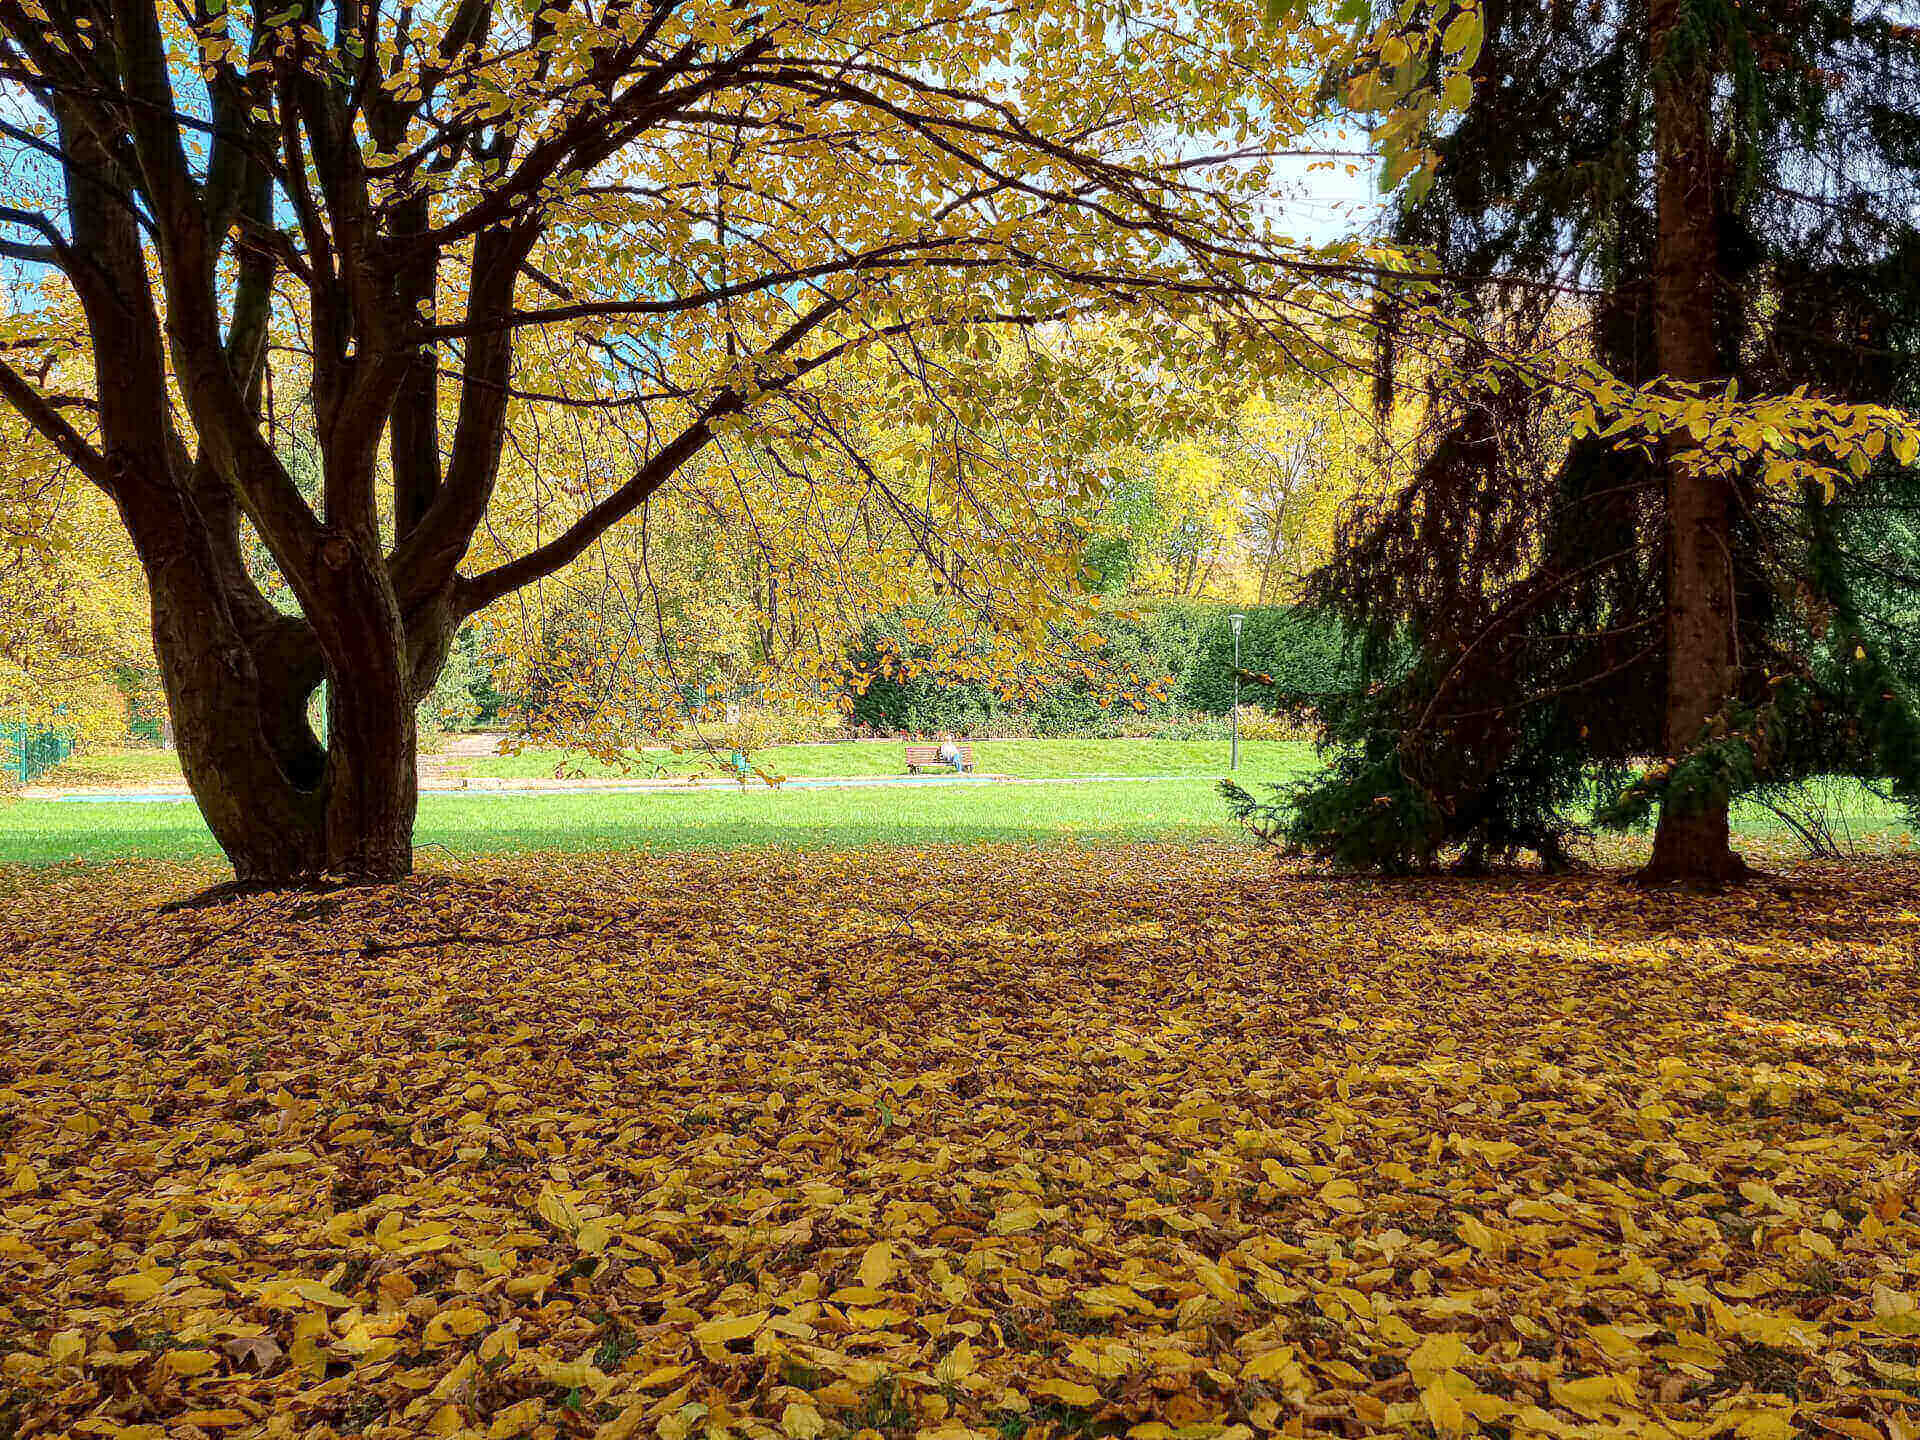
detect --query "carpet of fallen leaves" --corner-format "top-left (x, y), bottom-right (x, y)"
top-left (3, 846), bottom-right (1919, 1440)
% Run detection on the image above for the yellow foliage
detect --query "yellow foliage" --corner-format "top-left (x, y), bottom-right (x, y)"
top-left (0, 373), bottom-right (153, 743)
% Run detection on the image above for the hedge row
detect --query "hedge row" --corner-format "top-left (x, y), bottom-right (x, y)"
top-left (843, 601), bottom-right (1359, 737)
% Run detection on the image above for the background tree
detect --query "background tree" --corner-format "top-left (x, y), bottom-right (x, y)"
top-left (1079, 373), bottom-right (1388, 602)
top-left (0, 364), bottom-right (155, 747)
top-left (1225, 380), bottom-right (1392, 603)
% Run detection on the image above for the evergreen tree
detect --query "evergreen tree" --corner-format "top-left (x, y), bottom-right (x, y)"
top-left (1234, 0), bottom-right (1920, 874)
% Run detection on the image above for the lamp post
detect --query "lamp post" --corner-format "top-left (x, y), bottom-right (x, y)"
top-left (1228, 612), bottom-right (1245, 770)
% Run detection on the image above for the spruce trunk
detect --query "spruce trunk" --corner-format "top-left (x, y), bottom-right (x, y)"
top-left (1644, 0), bottom-right (1747, 883)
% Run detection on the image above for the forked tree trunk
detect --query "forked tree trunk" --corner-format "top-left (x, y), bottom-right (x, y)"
top-left (53, 111), bottom-right (427, 887)
top-left (1643, 0), bottom-right (1747, 884)
top-left (159, 639), bottom-right (422, 886)
top-left (121, 453), bottom-right (427, 887)
top-left (142, 521), bottom-right (425, 886)
top-left (144, 537), bottom-right (327, 884)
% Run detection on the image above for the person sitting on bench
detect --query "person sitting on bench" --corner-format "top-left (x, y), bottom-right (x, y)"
top-left (936, 735), bottom-right (966, 772)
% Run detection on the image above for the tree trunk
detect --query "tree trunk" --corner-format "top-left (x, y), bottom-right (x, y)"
top-left (127, 480), bottom-right (426, 886)
top-left (1642, 0), bottom-right (1747, 884)
top-left (150, 580), bottom-right (326, 884)
top-left (1258, 517), bottom-right (1282, 604)
top-left (142, 529), bottom-right (424, 886)
top-left (52, 107), bottom-right (425, 887)
top-left (321, 645), bottom-right (419, 882)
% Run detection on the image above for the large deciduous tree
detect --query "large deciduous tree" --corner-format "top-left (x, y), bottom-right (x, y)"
top-left (0, 0), bottom-right (1402, 880)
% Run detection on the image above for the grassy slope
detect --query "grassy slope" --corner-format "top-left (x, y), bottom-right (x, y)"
top-left (463, 737), bottom-right (1309, 780)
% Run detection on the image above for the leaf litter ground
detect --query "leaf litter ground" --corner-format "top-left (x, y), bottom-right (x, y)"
top-left (2, 845), bottom-right (1918, 1440)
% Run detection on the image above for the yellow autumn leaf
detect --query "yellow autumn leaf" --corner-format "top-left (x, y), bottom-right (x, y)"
top-left (1735, 1411), bottom-right (1795, 1440)
top-left (536, 1183), bottom-right (581, 1235)
top-left (1317, 1179), bottom-right (1363, 1213)
top-left (1422, 1379), bottom-right (1471, 1435)
top-left (1259, 1160), bottom-right (1308, 1194)
top-left (291, 1280), bottom-right (355, 1309)
top-left (1456, 1214), bottom-right (1508, 1258)
top-left (575, 1217), bottom-right (611, 1255)
top-left (1029, 1379), bottom-right (1101, 1407)
top-left (858, 1239), bottom-right (896, 1289)
top-left (105, 1271), bottom-right (165, 1304)
top-left (991, 1200), bottom-right (1045, 1235)
top-left (1407, 1332), bottom-right (1470, 1385)
top-left (539, 1359), bottom-right (604, 1389)
top-left (477, 1326), bottom-right (519, 1365)
top-left (692, 1311), bottom-right (768, 1345)
top-left (633, 1364), bottom-right (692, 1389)
top-left (941, 1339), bottom-right (979, 1380)
top-left (781, 1401), bottom-right (828, 1439)
top-left (48, 1330), bottom-right (85, 1365)
top-left (430, 1354), bottom-right (478, 1402)
top-left (425, 1306), bottom-right (490, 1344)
top-left (162, 1349), bottom-right (219, 1377)
top-left (1550, 1375), bottom-right (1628, 1418)
top-left (1241, 1345), bottom-right (1298, 1382)
top-left (593, 1401), bottom-right (649, 1440)
top-left (487, 1397), bottom-right (544, 1438)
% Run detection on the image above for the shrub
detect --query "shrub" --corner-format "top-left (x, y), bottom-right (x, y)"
top-left (1175, 605), bottom-right (1358, 716)
top-left (842, 602), bottom-right (1354, 737)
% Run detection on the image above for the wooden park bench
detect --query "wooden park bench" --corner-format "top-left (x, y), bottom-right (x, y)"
top-left (905, 741), bottom-right (974, 773)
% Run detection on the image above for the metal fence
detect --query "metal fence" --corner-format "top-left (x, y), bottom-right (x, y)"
top-left (2, 721), bottom-right (74, 784)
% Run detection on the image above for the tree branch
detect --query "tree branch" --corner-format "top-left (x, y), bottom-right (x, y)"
top-left (0, 353), bottom-right (112, 491)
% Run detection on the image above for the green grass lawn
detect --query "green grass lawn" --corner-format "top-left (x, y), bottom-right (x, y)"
top-left (0, 777), bottom-right (1244, 866)
top-left (34, 737), bottom-right (1309, 787)
top-left (8, 739), bottom-right (1908, 868)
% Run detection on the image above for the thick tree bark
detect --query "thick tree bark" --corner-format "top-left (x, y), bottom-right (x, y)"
top-left (139, 513), bottom-right (426, 885)
top-left (1642, 0), bottom-right (1747, 883)
top-left (322, 687), bottom-right (419, 881)
top-left (310, 536), bottom-right (422, 882)
top-left (139, 504), bottom-right (326, 883)
top-left (148, 565), bottom-right (427, 884)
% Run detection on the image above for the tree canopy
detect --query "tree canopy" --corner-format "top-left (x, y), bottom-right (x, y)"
top-left (0, 0), bottom-right (1446, 877)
